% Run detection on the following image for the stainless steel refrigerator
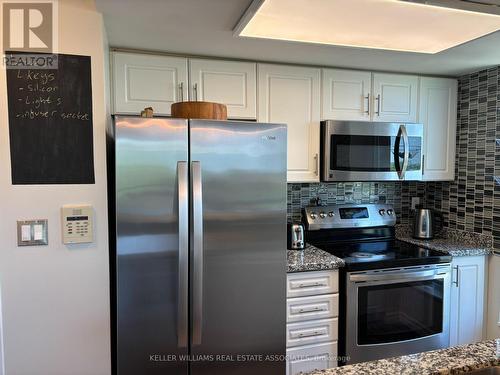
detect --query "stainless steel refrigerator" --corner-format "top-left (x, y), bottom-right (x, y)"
top-left (109, 116), bottom-right (287, 375)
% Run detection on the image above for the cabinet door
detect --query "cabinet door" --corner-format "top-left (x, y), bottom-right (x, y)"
top-left (372, 73), bottom-right (418, 122)
top-left (286, 342), bottom-right (337, 375)
top-left (419, 77), bottom-right (457, 181)
top-left (112, 52), bottom-right (188, 116)
top-left (258, 64), bottom-right (321, 182)
top-left (287, 270), bottom-right (339, 298)
top-left (189, 59), bottom-right (256, 119)
top-left (286, 294), bottom-right (339, 323)
top-left (486, 254), bottom-right (500, 339)
top-left (449, 256), bottom-right (486, 346)
top-left (321, 69), bottom-right (371, 121)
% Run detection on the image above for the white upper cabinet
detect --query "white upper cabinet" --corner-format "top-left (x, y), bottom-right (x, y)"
top-left (321, 69), bottom-right (371, 121)
top-left (112, 52), bottom-right (188, 116)
top-left (372, 73), bottom-right (418, 122)
top-left (189, 59), bottom-right (257, 119)
top-left (419, 77), bottom-right (458, 181)
top-left (258, 64), bottom-right (321, 183)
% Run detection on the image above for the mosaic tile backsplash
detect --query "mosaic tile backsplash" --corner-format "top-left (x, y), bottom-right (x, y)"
top-left (287, 182), bottom-right (426, 224)
top-left (425, 66), bottom-right (500, 248)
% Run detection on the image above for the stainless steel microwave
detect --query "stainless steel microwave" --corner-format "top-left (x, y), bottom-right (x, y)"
top-left (320, 120), bottom-right (424, 182)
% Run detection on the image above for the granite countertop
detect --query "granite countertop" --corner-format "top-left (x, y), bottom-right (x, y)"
top-left (307, 339), bottom-right (500, 375)
top-left (287, 244), bottom-right (345, 273)
top-left (396, 226), bottom-right (493, 257)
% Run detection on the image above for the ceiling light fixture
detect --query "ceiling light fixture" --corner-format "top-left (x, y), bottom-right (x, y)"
top-left (401, 0), bottom-right (500, 16)
top-left (234, 0), bottom-right (500, 54)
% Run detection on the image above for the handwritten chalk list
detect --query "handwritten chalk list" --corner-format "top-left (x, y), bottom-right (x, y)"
top-left (6, 52), bottom-right (95, 184)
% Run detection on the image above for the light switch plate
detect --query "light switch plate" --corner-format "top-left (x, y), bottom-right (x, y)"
top-left (17, 220), bottom-right (48, 246)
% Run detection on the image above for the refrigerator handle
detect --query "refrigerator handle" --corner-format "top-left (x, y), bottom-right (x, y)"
top-left (191, 161), bottom-right (203, 346)
top-left (177, 161), bottom-right (189, 348)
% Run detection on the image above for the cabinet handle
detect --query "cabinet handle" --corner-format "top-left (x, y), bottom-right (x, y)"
top-left (297, 331), bottom-right (322, 338)
top-left (365, 93), bottom-right (370, 114)
top-left (193, 83), bottom-right (198, 101)
top-left (178, 82), bottom-right (184, 101)
top-left (422, 155), bottom-right (425, 176)
top-left (314, 153), bottom-right (319, 176)
top-left (453, 266), bottom-right (459, 287)
top-left (297, 282), bottom-right (325, 288)
top-left (298, 307), bottom-right (325, 313)
top-left (375, 94), bottom-right (381, 116)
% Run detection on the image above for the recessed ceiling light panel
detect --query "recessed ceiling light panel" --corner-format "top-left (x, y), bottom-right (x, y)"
top-left (234, 0), bottom-right (500, 53)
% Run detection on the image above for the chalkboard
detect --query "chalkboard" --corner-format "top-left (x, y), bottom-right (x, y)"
top-left (6, 52), bottom-right (95, 184)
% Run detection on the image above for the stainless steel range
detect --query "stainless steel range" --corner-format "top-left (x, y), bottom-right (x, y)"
top-left (304, 204), bottom-right (452, 365)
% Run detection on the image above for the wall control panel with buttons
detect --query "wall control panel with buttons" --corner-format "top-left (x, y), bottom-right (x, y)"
top-left (61, 205), bottom-right (94, 244)
top-left (304, 204), bottom-right (396, 231)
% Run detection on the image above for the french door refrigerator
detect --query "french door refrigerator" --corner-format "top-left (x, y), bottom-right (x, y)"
top-left (110, 116), bottom-right (287, 375)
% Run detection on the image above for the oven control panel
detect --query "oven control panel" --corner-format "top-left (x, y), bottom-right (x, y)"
top-left (304, 204), bottom-right (396, 231)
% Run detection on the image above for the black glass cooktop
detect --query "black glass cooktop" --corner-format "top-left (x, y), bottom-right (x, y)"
top-left (312, 239), bottom-right (452, 271)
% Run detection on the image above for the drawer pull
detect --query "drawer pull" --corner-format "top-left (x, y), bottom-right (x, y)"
top-left (298, 307), bottom-right (325, 313)
top-left (297, 331), bottom-right (322, 338)
top-left (297, 282), bottom-right (326, 288)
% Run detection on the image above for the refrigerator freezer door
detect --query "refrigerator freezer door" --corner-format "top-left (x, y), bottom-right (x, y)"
top-left (115, 117), bottom-right (189, 375)
top-left (189, 120), bottom-right (287, 375)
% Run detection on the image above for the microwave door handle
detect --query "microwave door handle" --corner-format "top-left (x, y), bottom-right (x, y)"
top-left (394, 127), bottom-right (402, 179)
top-left (400, 124), bottom-right (409, 179)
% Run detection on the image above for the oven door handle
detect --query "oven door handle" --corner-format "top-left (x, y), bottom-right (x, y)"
top-left (350, 269), bottom-right (441, 282)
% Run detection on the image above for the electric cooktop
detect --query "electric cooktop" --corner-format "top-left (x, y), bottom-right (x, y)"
top-left (314, 239), bottom-right (452, 271)
top-left (304, 203), bottom-right (452, 271)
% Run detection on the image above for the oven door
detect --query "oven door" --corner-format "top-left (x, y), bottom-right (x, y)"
top-left (321, 120), bottom-right (423, 181)
top-left (345, 264), bottom-right (451, 364)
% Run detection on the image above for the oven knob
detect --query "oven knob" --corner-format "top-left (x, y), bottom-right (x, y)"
top-left (319, 212), bottom-right (326, 219)
top-left (328, 211), bottom-right (334, 217)
top-left (387, 209), bottom-right (394, 216)
top-left (310, 213), bottom-right (317, 220)
top-left (379, 209), bottom-right (386, 216)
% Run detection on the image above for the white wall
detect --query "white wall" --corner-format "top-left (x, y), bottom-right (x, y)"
top-left (487, 254), bottom-right (500, 339)
top-left (0, 0), bottom-right (111, 374)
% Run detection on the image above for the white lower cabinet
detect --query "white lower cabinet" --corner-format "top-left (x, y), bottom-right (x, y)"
top-left (449, 255), bottom-right (487, 346)
top-left (286, 270), bottom-right (339, 375)
top-left (286, 294), bottom-right (339, 323)
top-left (286, 342), bottom-right (338, 375)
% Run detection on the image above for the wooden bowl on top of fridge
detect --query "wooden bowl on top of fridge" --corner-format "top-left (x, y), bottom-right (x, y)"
top-left (171, 101), bottom-right (227, 120)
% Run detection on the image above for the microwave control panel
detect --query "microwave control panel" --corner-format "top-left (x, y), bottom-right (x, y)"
top-left (61, 205), bottom-right (93, 244)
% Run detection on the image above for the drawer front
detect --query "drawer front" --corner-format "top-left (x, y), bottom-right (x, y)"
top-left (286, 341), bottom-right (338, 375)
top-left (287, 318), bottom-right (338, 348)
top-left (287, 294), bottom-right (339, 323)
top-left (287, 270), bottom-right (339, 298)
